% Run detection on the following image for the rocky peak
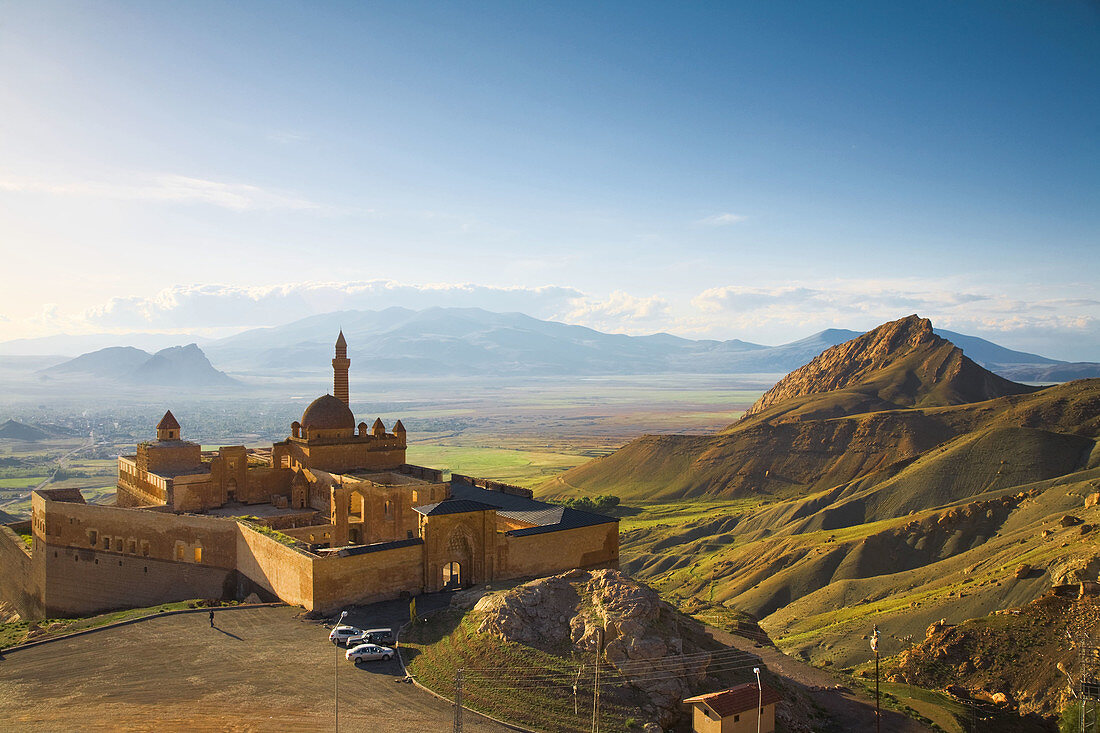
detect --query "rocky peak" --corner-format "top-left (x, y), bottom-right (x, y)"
top-left (744, 315), bottom-right (1035, 419)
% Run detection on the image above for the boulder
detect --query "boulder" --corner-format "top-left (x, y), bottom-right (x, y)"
top-left (1085, 493), bottom-right (1099, 509)
top-left (1060, 515), bottom-right (1084, 527)
top-left (1014, 564), bottom-right (1031, 579)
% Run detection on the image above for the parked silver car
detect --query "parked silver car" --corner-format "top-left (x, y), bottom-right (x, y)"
top-left (345, 643), bottom-right (395, 663)
top-left (329, 625), bottom-right (363, 645)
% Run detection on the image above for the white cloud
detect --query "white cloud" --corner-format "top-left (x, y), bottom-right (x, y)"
top-left (0, 172), bottom-right (323, 211)
top-left (561, 291), bottom-right (671, 334)
top-left (697, 212), bottom-right (748, 226)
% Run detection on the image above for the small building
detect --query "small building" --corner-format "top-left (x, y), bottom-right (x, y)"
top-left (683, 682), bottom-right (780, 733)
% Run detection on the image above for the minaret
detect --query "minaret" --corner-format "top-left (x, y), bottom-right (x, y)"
top-left (332, 331), bottom-right (351, 405)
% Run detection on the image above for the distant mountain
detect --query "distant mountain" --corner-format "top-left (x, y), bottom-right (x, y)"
top-left (0, 419), bottom-right (52, 442)
top-left (203, 306), bottom-right (778, 377)
top-left (44, 346), bottom-right (153, 380)
top-left (130, 344), bottom-right (237, 387)
top-left (42, 344), bottom-right (236, 388)
top-left (204, 307), bottom-right (1091, 380)
top-left (4, 307), bottom-right (1095, 381)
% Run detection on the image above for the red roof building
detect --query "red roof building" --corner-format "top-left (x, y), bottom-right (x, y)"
top-left (683, 681), bottom-right (780, 733)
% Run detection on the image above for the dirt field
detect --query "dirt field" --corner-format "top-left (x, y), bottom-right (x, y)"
top-left (0, 604), bottom-right (512, 732)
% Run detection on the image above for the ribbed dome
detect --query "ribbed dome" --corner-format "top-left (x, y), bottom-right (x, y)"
top-left (301, 394), bottom-right (354, 431)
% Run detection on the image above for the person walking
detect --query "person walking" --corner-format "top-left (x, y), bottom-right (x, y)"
top-left (209, 609), bottom-right (215, 627)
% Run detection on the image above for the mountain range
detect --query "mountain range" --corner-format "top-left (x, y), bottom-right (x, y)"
top-left (4, 307), bottom-right (1099, 381)
top-left (42, 344), bottom-right (236, 387)
top-left (542, 314), bottom-right (1100, 714)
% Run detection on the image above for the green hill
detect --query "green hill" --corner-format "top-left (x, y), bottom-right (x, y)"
top-left (542, 315), bottom-right (1100, 719)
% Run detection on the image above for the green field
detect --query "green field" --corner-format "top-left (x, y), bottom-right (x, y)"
top-left (0, 477), bottom-right (46, 488)
top-left (406, 444), bottom-right (586, 488)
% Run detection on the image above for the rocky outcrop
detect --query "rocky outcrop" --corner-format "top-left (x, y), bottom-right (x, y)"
top-left (474, 569), bottom-right (722, 728)
top-left (744, 315), bottom-right (1036, 419)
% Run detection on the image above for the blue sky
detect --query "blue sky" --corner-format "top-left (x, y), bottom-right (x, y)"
top-left (1, 0), bottom-right (1097, 359)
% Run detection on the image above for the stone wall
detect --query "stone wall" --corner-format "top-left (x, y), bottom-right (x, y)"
top-left (500, 523), bottom-right (619, 580)
top-left (40, 545), bottom-right (235, 618)
top-left (313, 542), bottom-right (424, 613)
top-left (235, 524), bottom-right (315, 609)
top-left (37, 497), bottom-right (238, 569)
top-left (0, 523), bottom-right (42, 619)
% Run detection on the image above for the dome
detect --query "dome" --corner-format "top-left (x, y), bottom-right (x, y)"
top-left (301, 394), bottom-right (355, 431)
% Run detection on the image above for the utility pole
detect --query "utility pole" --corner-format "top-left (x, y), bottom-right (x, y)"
top-left (454, 669), bottom-right (463, 733)
top-left (591, 627), bottom-right (602, 733)
top-left (753, 667), bottom-right (762, 733)
top-left (335, 609), bottom-right (347, 733)
top-left (573, 663), bottom-right (584, 716)
top-left (871, 625), bottom-right (880, 733)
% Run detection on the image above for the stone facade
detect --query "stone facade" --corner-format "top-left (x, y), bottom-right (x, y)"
top-left (1, 333), bottom-right (619, 619)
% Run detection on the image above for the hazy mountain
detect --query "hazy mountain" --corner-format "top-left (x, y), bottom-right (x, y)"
top-left (0, 419), bottom-right (53, 442)
top-left (43, 346), bottom-right (153, 380)
top-left (201, 307), bottom-right (1086, 380)
top-left (4, 307), bottom-right (1094, 381)
top-left (42, 344), bottom-right (236, 387)
top-left (130, 344), bottom-right (237, 386)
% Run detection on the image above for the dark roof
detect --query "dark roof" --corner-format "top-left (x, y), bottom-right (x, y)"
top-left (301, 394), bottom-right (355, 431)
top-left (684, 683), bottom-right (781, 717)
top-left (156, 410), bottom-right (180, 430)
top-left (448, 477), bottom-right (617, 535)
top-left (450, 479), bottom-right (549, 511)
top-left (413, 499), bottom-right (498, 516)
top-left (337, 537), bottom-right (422, 557)
top-left (504, 506), bottom-right (617, 536)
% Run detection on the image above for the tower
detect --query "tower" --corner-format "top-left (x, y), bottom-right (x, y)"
top-left (156, 410), bottom-right (180, 441)
top-left (332, 331), bottom-right (351, 406)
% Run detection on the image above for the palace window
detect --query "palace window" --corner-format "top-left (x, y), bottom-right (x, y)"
top-left (194, 547), bottom-right (203, 563)
top-left (88, 530), bottom-right (98, 546)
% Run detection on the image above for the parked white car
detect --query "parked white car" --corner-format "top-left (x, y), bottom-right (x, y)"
top-left (329, 625), bottom-right (363, 645)
top-left (346, 643), bottom-right (395, 663)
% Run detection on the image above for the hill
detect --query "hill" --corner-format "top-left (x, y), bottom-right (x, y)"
top-left (43, 346), bottom-right (153, 380)
top-left (129, 344), bottom-right (237, 387)
top-left (744, 315), bottom-right (1038, 418)
top-left (42, 344), bottom-right (236, 388)
top-left (543, 315), bottom-right (1100, 721)
top-left (0, 419), bottom-right (53, 442)
top-left (400, 569), bottom-right (806, 732)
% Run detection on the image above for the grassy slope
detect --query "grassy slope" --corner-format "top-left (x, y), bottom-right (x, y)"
top-left (544, 379), bottom-right (1099, 503)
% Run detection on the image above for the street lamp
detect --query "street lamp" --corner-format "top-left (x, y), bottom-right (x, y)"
top-left (753, 667), bottom-right (761, 733)
top-left (335, 609), bottom-right (347, 732)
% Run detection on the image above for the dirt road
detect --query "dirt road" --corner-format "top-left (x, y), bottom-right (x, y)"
top-left (705, 627), bottom-right (933, 732)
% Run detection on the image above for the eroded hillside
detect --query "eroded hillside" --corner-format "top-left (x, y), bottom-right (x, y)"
top-left (543, 315), bottom-right (1100, 717)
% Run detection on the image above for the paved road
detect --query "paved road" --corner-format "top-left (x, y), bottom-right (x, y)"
top-left (0, 602), bottom-right (511, 732)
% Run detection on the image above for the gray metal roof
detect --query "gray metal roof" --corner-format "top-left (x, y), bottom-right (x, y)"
top-left (413, 499), bottom-right (499, 516)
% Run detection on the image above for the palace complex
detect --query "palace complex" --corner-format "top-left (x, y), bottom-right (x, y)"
top-left (0, 334), bottom-right (619, 619)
